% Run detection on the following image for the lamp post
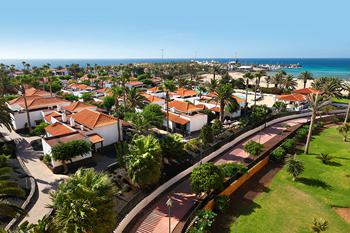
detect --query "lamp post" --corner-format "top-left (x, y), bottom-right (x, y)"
top-left (166, 196), bottom-right (173, 233)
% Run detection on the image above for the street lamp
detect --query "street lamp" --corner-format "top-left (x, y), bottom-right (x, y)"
top-left (166, 196), bottom-right (173, 233)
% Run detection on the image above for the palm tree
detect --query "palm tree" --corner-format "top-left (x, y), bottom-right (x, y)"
top-left (0, 98), bottom-right (14, 131)
top-left (50, 168), bottom-right (117, 233)
top-left (42, 63), bottom-right (53, 96)
top-left (312, 77), bottom-right (343, 98)
top-left (210, 84), bottom-right (240, 123)
top-left (13, 75), bottom-right (35, 133)
top-left (207, 78), bottom-right (219, 92)
top-left (0, 155), bottom-right (25, 219)
top-left (111, 86), bottom-right (124, 141)
top-left (311, 218), bottom-right (328, 233)
top-left (299, 71), bottom-right (313, 88)
top-left (304, 93), bottom-right (329, 154)
top-left (337, 123), bottom-right (350, 142)
top-left (161, 80), bottom-right (176, 132)
top-left (264, 76), bottom-right (272, 88)
top-left (125, 87), bottom-right (147, 109)
top-left (283, 75), bottom-right (297, 92)
top-left (272, 70), bottom-right (286, 88)
top-left (243, 72), bottom-right (254, 113)
top-left (125, 135), bottom-right (162, 189)
top-left (254, 71), bottom-right (265, 106)
top-left (286, 157), bottom-right (304, 181)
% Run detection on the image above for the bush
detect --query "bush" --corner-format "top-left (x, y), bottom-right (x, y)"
top-left (316, 153), bottom-right (334, 165)
top-left (219, 162), bottom-right (247, 178)
top-left (43, 154), bottom-right (52, 164)
top-left (214, 195), bottom-right (230, 213)
top-left (270, 146), bottom-right (286, 162)
top-left (185, 138), bottom-right (203, 153)
top-left (295, 127), bottom-right (309, 142)
top-left (81, 92), bottom-right (94, 102)
top-left (0, 143), bottom-right (16, 156)
top-left (191, 163), bottom-right (224, 195)
top-left (244, 140), bottom-right (264, 157)
top-left (260, 87), bottom-right (284, 95)
top-left (281, 138), bottom-right (296, 153)
top-left (31, 122), bottom-right (49, 136)
top-left (188, 210), bottom-right (217, 233)
top-left (212, 119), bottom-right (223, 136)
top-left (199, 124), bottom-right (214, 147)
top-left (63, 93), bottom-right (79, 102)
top-left (159, 134), bottom-right (186, 160)
top-left (286, 157), bottom-right (304, 181)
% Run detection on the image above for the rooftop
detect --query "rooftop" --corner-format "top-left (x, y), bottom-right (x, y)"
top-left (71, 109), bottom-right (118, 129)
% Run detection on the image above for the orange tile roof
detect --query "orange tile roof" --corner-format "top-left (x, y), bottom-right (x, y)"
top-left (141, 93), bottom-right (164, 103)
top-left (45, 122), bottom-right (76, 137)
top-left (168, 100), bottom-right (204, 113)
top-left (9, 96), bottom-right (70, 110)
top-left (210, 106), bottom-right (221, 113)
top-left (173, 88), bottom-right (198, 97)
top-left (71, 109), bottom-right (118, 129)
top-left (147, 86), bottom-right (161, 92)
top-left (96, 87), bottom-right (110, 93)
top-left (25, 88), bottom-right (51, 97)
top-left (127, 81), bottom-right (144, 86)
top-left (277, 93), bottom-right (306, 102)
top-left (68, 83), bottom-right (94, 90)
top-left (63, 101), bottom-right (95, 112)
top-left (44, 111), bottom-right (61, 122)
top-left (292, 88), bottom-right (321, 95)
top-left (45, 132), bottom-right (86, 147)
top-left (164, 111), bottom-right (189, 125)
top-left (88, 134), bottom-right (104, 144)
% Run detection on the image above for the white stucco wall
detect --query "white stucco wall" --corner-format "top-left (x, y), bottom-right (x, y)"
top-left (186, 114), bottom-right (208, 132)
top-left (89, 123), bottom-right (122, 146)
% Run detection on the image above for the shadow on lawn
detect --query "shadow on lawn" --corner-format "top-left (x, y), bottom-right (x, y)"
top-left (298, 177), bottom-right (332, 190)
top-left (325, 161), bottom-right (342, 167)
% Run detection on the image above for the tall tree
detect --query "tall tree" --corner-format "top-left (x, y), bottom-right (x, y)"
top-left (254, 70), bottom-right (266, 106)
top-left (0, 98), bottom-right (14, 131)
top-left (50, 168), bottom-right (117, 233)
top-left (161, 80), bottom-right (176, 132)
top-left (283, 74), bottom-right (297, 92)
top-left (298, 71), bottom-right (313, 89)
top-left (210, 84), bottom-right (239, 122)
top-left (243, 72), bottom-right (254, 113)
top-left (312, 77), bottom-right (343, 98)
top-left (304, 93), bottom-right (329, 154)
top-left (125, 87), bottom-right (146, 109)
top-left (111, 86), bottom-right (124, 141)
top-left (13, 75), bottom-right (36, 133)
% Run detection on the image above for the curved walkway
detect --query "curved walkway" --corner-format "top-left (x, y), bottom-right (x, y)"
top-left (129, 117), bottom-right (308, 233)
top-left (0, 126), bottom-right (67, 225)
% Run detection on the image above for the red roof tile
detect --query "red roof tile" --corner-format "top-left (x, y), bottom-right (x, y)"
top-left (277, 93), bottom-right (306, 102)
top-left (71, 109), bottom-right (118, 129)
top-left (45, 122), bottom-right (76, 137)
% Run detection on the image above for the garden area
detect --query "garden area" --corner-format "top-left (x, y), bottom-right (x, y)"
top-left (228, 126), bottom-right (350, 233)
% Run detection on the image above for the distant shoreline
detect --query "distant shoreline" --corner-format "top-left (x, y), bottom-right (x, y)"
top-left (1, 58), bottom-right (350, 80)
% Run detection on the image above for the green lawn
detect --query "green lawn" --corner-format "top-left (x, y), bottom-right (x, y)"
top-left (230, 126), bottom-right (350, 233)
top-left (332, 97), bottom-right (350, 104)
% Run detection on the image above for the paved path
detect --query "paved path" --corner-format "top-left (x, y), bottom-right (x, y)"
top-left (131, 118), bottom-right (307, 233)
top-left (0, 126), bottom-right (67, 224)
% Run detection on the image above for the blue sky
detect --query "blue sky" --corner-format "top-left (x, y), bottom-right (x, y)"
top-left (1, 0), bottom-right (350, 58)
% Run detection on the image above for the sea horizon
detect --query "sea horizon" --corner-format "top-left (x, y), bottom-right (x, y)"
top-left (1, 58), bottom-right (350, 80)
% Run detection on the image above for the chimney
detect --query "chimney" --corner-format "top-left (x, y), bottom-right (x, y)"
top-left (70, 118), bottom-right (75, 127)
top-left (62, 112), bottom-right (67, 122)
top-left (56, 105), bottom-right (61, 112)
top-left (80, 124), bottom-right (84, 131)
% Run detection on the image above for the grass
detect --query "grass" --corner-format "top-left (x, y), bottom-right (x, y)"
top-left (230, 126), bottom-right (350, 233)
top-left (332, 97), bottom-right (350, 104)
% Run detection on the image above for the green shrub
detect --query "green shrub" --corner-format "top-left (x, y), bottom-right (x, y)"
top-left (270, 146), bottom-right (286, 162)
top-left (43, 154), bottom-right (52, 164)
top-left (244, 140), bottom-right (264, 157)
top-left (295, 127), bottom-right (308, 142)
top-left (191, 163), bottom-right (224, 195)
top-left (214, 195), bottom-right (230, 213)
top-left (212, 119), bottom-right (223, 136)
top-left (185, 138), bottom-right (203, 153)
top-left (332, 117), bottom-right (340, 124)
top-left (199, 124), bottom-right (214, 147)
top-left (188, 210), bottom-right (217, 233)
top-left (219, 162), bottom-right (247, 178)
top-left (281, 138), bottom-right (296, 152)
top-left (0, 143), bottom-right (16, 156)
top-left (31, 122), bottom-right (49, 136)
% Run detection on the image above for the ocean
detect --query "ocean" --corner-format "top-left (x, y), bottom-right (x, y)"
top-left (1, 58), bottom-right (350, 80)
